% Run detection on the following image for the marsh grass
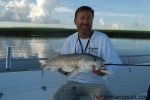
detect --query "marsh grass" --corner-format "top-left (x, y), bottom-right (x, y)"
top-left (0, 27), bottom-right (150, 38)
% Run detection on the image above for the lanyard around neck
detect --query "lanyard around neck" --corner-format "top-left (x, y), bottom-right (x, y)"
top-left (75, 31), bottom-right (93, 53)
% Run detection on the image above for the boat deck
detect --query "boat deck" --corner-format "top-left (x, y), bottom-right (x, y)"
top-left (0, 55), bottom-right (150, 100)
top-left (0, 57), bottom-right (45, 73)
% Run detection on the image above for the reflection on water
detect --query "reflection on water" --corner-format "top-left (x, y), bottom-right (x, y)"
top-left (0, 37), bottom-right (150, 64)
top-left (0, 37), bottom-right (65, 64)
top-left (112, 38), bottom-right (150, 56)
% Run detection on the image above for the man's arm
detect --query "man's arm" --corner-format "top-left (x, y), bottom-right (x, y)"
top-left (92, 65), bottom-right (106, 76)
top-left (58, 68), bottom-right (70, 76)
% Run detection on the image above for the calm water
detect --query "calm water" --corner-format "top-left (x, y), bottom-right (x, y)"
top-left (0, 37), bottom-right (65, 58)
top-left (0, 36), bottom-right (150, 64)
top-left (112, 38), bottom-right (150, 56)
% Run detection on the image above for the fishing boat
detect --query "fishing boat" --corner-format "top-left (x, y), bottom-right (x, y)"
top-left (0, 52), bottom-right (150, 100)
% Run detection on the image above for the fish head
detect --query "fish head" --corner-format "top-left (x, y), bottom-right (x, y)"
top-left (96, 57), bottom-right (105, 66)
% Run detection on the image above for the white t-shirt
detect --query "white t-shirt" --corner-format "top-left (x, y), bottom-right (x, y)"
top-left (61, 31), bottom-right (122, 84)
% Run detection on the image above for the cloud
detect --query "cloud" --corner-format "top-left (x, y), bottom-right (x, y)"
top-left (95, 11), bottom-right (138, 18)
top-left (2, 0), bottom-right (31, 22)
top-left (99, 18), bottom-right (105, 26)
top-left (0, 0), bottom-right (60, 24)
top-left (29, 0), bottom-right (59, 23)
top-left (111, 23), bottom-right (120, 29)
top-left (0, 1), bottom-right (6, 6)
top-left (54, 6), bottom-right (73, 13)
top-left (134, 16), bottom-right (144, 27)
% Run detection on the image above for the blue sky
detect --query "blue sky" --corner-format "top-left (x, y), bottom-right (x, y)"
top-left (0, 0), bottom-right (150, 30)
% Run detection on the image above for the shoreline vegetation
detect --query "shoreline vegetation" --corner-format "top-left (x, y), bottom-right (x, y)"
top-left (0, 27), bottom-right (150, 38)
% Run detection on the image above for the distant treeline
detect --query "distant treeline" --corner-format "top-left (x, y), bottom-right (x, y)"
top-left (0, 27), bottom-right (150, 38)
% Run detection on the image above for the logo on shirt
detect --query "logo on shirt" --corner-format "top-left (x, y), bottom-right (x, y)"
top-left (89, 47), bottom-right (98, 55)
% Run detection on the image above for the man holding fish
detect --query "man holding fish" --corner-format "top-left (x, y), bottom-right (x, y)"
top-left (53, 6), bottom-right (122, 100)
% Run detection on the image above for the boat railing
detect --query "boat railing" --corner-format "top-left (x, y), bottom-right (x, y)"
top-left (120, 54), bottom-right (150, 64)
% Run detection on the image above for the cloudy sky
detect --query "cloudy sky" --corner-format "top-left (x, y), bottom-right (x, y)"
top-left (0, 0), bottom-right (150, 30)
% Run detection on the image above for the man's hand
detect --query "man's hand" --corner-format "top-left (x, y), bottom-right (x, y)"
top-left (58, 68), bottom-right (70, 76)
top-left (92, 65), bottom-right (106, 76)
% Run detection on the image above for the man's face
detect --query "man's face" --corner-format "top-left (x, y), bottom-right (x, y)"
top-left (74, 10), bottom-right (93, 34)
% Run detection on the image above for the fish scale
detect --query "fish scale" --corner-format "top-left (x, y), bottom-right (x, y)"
top-left (41, 53), bottom-right (111, 77)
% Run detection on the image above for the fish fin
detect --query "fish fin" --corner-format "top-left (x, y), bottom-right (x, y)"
top-left (100, 70), bottom-right (113, 74)
top-left (68, 67), bottom-right (80, 77)
top-left (68, 70), bottom-right (79, 77)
